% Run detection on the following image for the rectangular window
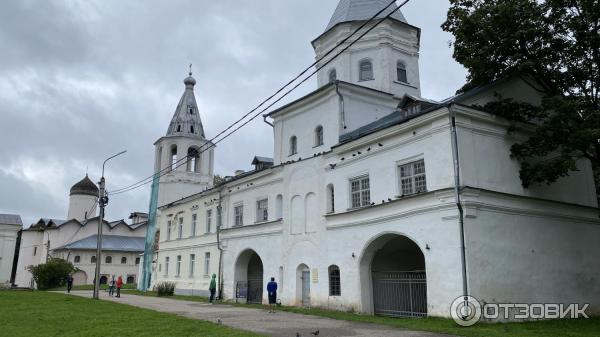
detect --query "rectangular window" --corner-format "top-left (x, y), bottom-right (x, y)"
top-left (166, 220), bottom-right (172, 241)
top-left (350, 175), bottom-right (370, 209)
top-left (191, 213), bottom-right (197, 237)
top-left (189, 254), bottom-right (195, 277)
top-left (234, 204), bottom-right (244, 227)
top-left (256, 199), bottom-right (268, 222)
top-left (176, 255), bottom-right (181, 277)
top-left (206, 209), bottom-right (212, 233)
top-left (217, 206), bottom-right (222, 230)
top-left (177, 217), bottom-right (183, 239)
top-left (165, 257), bottom-right (170, 276)
top-left (399, 159), bottom-right (427, 195)
top-left (204, 252), bottom-right (210, 276)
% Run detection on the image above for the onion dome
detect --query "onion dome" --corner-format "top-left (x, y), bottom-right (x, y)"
top-left (70, 174), bottom-right (99, 196)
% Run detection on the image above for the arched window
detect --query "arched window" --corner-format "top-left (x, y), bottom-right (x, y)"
top-left (359, 60), bottom-right (373, 81)
top-left (91, 256), bottom-right (96, 263)
top-left (315, 126), bottom-right (324, 147)
top-left (170, 145), bottom-right (178, 171)
top-left (397, 61), bottom-right (407, 83)
top-left (275, 194), bottom-right (283, 219)
top-left (127, 276), bottom-right (135, 284)
top-left (187, 147), bottom-right (200, 173)
top-left (328, 265), bottom-right (341, 296)
top-left (121, 257), bottom-right (127, 264)
top-left (289, 136), bottom-right (297, 155)
top-left (326, 184), bottom-right (335, 214)
top-left (74, 256), bottom-right (80, 263)
top-left (328, 69), bottom-right (337, 83)
top-left (177, 125), bottom-right (181, 132)
top-left (105, 256), bottom-right (112, 264)
top-left (190, 125), bottom-right (194, 133)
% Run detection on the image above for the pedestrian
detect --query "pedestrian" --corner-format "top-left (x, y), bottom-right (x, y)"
top-left (108, 276), bottom-right (115, 297)
top-left (209, 274), bottom-right (217, 304)
top-left (266, 277), bottom-right (278, 313)
top-left (66, 275), bottom-right (74, 293)
top-left (116, 275), bottom-right (123, 298)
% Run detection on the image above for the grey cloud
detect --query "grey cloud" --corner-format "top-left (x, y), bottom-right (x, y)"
top-left (0, 0), bottom-right (466, 228)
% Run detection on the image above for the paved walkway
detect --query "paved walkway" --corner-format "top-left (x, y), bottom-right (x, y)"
top-left (67, 291), bottom-right (455, 337)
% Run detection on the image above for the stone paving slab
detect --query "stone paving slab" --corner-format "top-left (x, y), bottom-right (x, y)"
top-left (66, 291), bottom-right (457, 337)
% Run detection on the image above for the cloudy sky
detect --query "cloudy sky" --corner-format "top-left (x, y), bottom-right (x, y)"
top-left (0, 0), bottom-right (467, 228)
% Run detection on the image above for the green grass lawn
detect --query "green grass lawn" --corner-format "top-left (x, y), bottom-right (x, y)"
top-left (123, 290), bottom-right (598, 337)
top-left (0, 291), bottom-right (263, 337)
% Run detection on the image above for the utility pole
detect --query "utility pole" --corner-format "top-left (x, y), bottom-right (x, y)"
top-left (93, 150), bottom-right (126, 300)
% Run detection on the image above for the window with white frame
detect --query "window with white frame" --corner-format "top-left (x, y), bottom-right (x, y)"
top-left (166, 220), bottom-right (172, 241)
top-left (191, 213), bottom-right (197, 237)
top-left (164, 257), bottom-right (170, 275)
top-left (234, 204), bottom-right (244, 227)
top-left (176, 255), bottom-right (181, 276)
top-left (359, 60), bottom-right (374, 81)
top-left (399, 159), bottom-right (427, 195)
top-left (315, 126), bottom-right (324, 147)
top-left (189, 254), bottom-right (195, 277)
top-left (256, 198), bottom-right (268, 222)
top-left (204, 252), bottom-right (210, 276)
top-left (350, 175), bottom-right (370, 209)
top-left (206, 209), bottom-right (212, 233)
top-left (177, 217), bottom-right (183, 239)
top-left (397, 61), bottom-right (408, 83)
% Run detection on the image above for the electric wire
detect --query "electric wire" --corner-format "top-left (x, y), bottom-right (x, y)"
top-left (108, 0), bottom-right (409, 196)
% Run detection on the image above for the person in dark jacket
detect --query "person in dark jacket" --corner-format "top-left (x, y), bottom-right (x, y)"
top-left (66, 275), bottom-right (74, 293)
top-left (266, 277), bottom-right (278, 313)
top-left (209, 274), bottom-right (217, 304)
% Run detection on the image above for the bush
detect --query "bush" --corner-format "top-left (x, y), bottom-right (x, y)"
top-left (27, 258), bottom-right (75, 290)
top-left (154, 282), bottom-right (175, 297)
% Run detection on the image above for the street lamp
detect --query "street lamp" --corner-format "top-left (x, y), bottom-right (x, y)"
top-left (93, 150), bottom-right (126, 300)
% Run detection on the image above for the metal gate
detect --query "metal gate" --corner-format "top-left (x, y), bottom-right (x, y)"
top-left (372, 271), bottom-right (427, 317)
top-left (247, 278), bottom-right (263, 304)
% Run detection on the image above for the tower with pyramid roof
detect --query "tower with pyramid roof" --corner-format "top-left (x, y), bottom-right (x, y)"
top-left (312, 0), bottom-right (421, 97)
top-left (154, 71), bottom-right (215, 206)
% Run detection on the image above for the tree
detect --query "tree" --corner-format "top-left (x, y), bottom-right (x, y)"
top-left (442, 0), bottom-right (600, 196)
top-left (27, 258), bottom-right (76, 290)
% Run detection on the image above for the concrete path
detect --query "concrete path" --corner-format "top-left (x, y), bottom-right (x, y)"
top-left (66, 291), bottom-right (455, 337)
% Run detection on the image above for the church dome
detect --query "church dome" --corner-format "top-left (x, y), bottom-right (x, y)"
top-left (70, 175), bottom-right (99, 196)
top-left (184, 73), bottom-right (196, 87)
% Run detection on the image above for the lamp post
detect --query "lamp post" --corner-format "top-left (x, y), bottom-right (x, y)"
top-left (93, 150), bottom-right (126, 300)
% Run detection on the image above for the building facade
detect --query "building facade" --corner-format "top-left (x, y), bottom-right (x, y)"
top-left (148, 0), bottom-right (600, 318)
top-left (14, 176), bottom-right (147, 288)
top-left (0, 214), bottom-right (22, 286)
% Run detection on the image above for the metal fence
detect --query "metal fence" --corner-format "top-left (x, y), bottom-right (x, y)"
top-left (235, 279), bottom-right (263, 304)
top-left (372, 271), bottom-right (427, 317)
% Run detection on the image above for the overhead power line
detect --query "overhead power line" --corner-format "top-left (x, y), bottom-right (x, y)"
top-left (109, 0), bottom-right (409, 196)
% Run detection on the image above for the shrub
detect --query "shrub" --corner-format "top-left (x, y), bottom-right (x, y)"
top-left (154, 282), bottom-right (175, 296)
top-left (27, 258), bottom-right (75, 290)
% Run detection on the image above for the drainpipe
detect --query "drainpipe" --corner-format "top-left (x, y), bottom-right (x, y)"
top-left (216, 188), bottom-right (224, 300)
top-left (449, 106), bottom-right (469, 302)
top-left (335, 81), bottom-right (346, 130)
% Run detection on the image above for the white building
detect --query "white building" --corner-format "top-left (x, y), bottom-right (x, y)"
top-left (14, 175), bottom-right (147, 288)
top-left (148, 0), bottom-right (600, 318)
top-left (0, 214), bottom-right (22, 286)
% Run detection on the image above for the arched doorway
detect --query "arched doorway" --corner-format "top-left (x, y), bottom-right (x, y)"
top-left (234, 250), bottom-right (264, 304)
top-left (99, 275), bottom-right (108, 285)
top-left (296, 264), bottom-right (310, 307)
top-left (359, 234), bottom-right (427, 317)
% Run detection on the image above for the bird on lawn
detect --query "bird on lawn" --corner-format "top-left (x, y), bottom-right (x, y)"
top-left (310, 330), bottom-right (320, 336)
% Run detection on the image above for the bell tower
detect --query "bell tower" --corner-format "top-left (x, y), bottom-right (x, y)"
top-left (154, 70), bottom-right (215, 206)
top-left (312, 0), bottom-right (421, 97)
